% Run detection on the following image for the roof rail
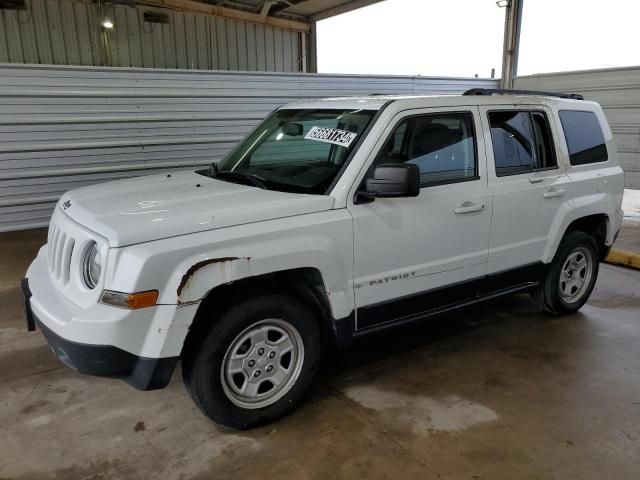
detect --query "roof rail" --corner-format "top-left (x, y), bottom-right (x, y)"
top-left (463, 88), bottom-right (584, 101)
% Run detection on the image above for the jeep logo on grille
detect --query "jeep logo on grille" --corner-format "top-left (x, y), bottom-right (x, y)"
top-left (61, 200), bottom-right (71, 210)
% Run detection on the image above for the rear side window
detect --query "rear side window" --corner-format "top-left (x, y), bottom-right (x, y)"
top-left (558, 110), bottom-right (608, 165)
top-left (488, 110), bottom-right (557, 176)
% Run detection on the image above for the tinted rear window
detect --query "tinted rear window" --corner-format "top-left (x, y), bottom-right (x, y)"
top-left (558, 110), bottom-right (608, 165)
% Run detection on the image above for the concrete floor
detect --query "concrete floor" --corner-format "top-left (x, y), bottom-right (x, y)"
top-left (2, 229), bottom-right (640, 480)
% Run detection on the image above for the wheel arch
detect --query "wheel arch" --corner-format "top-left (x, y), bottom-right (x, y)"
top-left (180, 267), bottom-right (340, 359)
top-left (546, 212), bottom-right (611, 263)
top-left (564, 214), bottom-right (610, 260)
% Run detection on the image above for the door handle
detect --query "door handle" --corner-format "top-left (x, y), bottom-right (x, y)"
top-left (543, 188), bottom-right (566, 198)
top-left (454, 202), bottom-right (485, 214)
top-left (529, 177), bottom-right (545, 184)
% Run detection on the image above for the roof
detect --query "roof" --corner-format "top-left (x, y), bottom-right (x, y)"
top-left (281, 94), bottom-right (595, 111)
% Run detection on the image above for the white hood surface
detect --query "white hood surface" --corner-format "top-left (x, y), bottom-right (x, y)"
top-left (61, 171), bottom-right (335, 247)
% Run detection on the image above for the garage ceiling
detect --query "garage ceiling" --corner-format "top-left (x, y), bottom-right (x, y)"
top-left (136, 0), bottom-right (386, 33)
top-left (205, 0), bottom-right (386, 21)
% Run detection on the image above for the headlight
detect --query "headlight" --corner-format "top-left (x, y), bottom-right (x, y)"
top-left (82, 241), bottom-right (102, 289)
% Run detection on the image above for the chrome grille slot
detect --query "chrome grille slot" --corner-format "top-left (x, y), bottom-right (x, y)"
top-left (50, 227), bottom-right (61, 273)
top-left (47, 215), bottom-right (76, 286)
top-left (61, 238), bottom-right (75, 285)
top-left (47, 220), bottom-right (57, 271)
top-left (54, 232), bottom-right (66, 279)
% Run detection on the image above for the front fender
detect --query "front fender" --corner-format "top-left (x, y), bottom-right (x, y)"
top-left (107, 209), bottom-right (355, 321)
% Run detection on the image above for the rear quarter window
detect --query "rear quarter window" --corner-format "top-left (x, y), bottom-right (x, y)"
top-left (558, 110), bottom-right (608, 165)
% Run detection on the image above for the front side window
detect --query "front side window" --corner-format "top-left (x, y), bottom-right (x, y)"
top-left (488, 110), bottom-right (557, 176)
top-left (213, 108), bottom-right (376, 194)
top-left (558, 110), bottom-right (608, 165)
top-left (374, 112), bottom-right (478, 186)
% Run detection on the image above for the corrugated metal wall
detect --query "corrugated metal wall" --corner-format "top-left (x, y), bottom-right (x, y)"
top-left (0, 63), bottom-right (497, 231)
top-left (515, 67), bottom-right (640, 189)
top-left (0, 0), bottom-right (302, 71)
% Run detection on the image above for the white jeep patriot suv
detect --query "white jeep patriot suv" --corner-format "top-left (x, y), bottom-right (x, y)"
top-left (23, 89), bottom-right (624, 429)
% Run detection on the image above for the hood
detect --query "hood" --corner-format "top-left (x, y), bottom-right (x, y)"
top-left (60, 171), bottom-right (335, 247)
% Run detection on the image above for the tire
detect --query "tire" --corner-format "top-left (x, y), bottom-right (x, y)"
top-left (532, 231), bottom-right (599, 315)
top-left (182, 293), bottom-right (323, 429)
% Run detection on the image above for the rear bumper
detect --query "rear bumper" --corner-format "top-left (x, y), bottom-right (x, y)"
top-left (21, 277), bottom-right (178, 390)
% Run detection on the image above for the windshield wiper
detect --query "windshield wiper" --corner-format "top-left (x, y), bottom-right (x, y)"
top-left (211, 167), bottom-right (268, 190)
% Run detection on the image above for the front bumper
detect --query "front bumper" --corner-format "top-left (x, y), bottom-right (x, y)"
top-left (22, 245), bottom-right (199, 390)
top-left (21, 277), bottom-right (178, 390)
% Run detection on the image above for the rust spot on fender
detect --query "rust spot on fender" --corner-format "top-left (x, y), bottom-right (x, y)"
top-left (177, 257), bottom-right (240, 297)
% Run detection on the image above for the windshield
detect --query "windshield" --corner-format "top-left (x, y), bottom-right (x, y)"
top-left (212, 108), bottom-right (376, 194)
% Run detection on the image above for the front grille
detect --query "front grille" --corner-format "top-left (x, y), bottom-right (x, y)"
top-left (47, 217), bottom-right (75, 286)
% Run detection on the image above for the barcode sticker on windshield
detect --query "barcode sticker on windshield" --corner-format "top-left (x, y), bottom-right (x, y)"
top-left (304, 126), bottom-right (358, 148)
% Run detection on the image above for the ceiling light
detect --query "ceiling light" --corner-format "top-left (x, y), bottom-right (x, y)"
top-left (101, 19), bottom-right (114, 29)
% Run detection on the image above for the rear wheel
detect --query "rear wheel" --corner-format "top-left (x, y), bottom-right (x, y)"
top-left (532, 231), bottom-right (599, 315)
top-left (182, 294), bottom-right (322, 429)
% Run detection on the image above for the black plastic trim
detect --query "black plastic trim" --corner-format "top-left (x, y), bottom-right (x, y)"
top-left (23, 281), bottom-right (178, 391)
top-left (333, 311), bottom-right (355, 349)
top-left (355, 262), bottom-right (544, 332)
top-left (20, 278), bottom-right (36, 331)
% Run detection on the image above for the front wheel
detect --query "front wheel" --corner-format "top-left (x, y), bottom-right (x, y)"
top-left (182, 294), bottom-right (322, 429)
top-left (532, 231), bottom-right (599, 315)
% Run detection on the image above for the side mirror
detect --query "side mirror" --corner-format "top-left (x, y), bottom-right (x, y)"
top-left (282, 122), bottom-right (303, 136)
top-left (361, 163), bottom-right (420, 199)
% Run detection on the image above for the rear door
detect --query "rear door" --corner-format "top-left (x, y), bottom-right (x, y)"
top-left (478, 105), bottom-right (570, 274)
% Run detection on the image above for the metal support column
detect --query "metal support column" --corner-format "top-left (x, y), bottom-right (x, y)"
top-left (308, 22), bottom-right (318, 73)
top-left (500, 0), bottom-right (523, 89)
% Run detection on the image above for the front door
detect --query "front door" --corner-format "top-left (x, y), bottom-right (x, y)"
top-left (349, 107), bottom-right (492, 331)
